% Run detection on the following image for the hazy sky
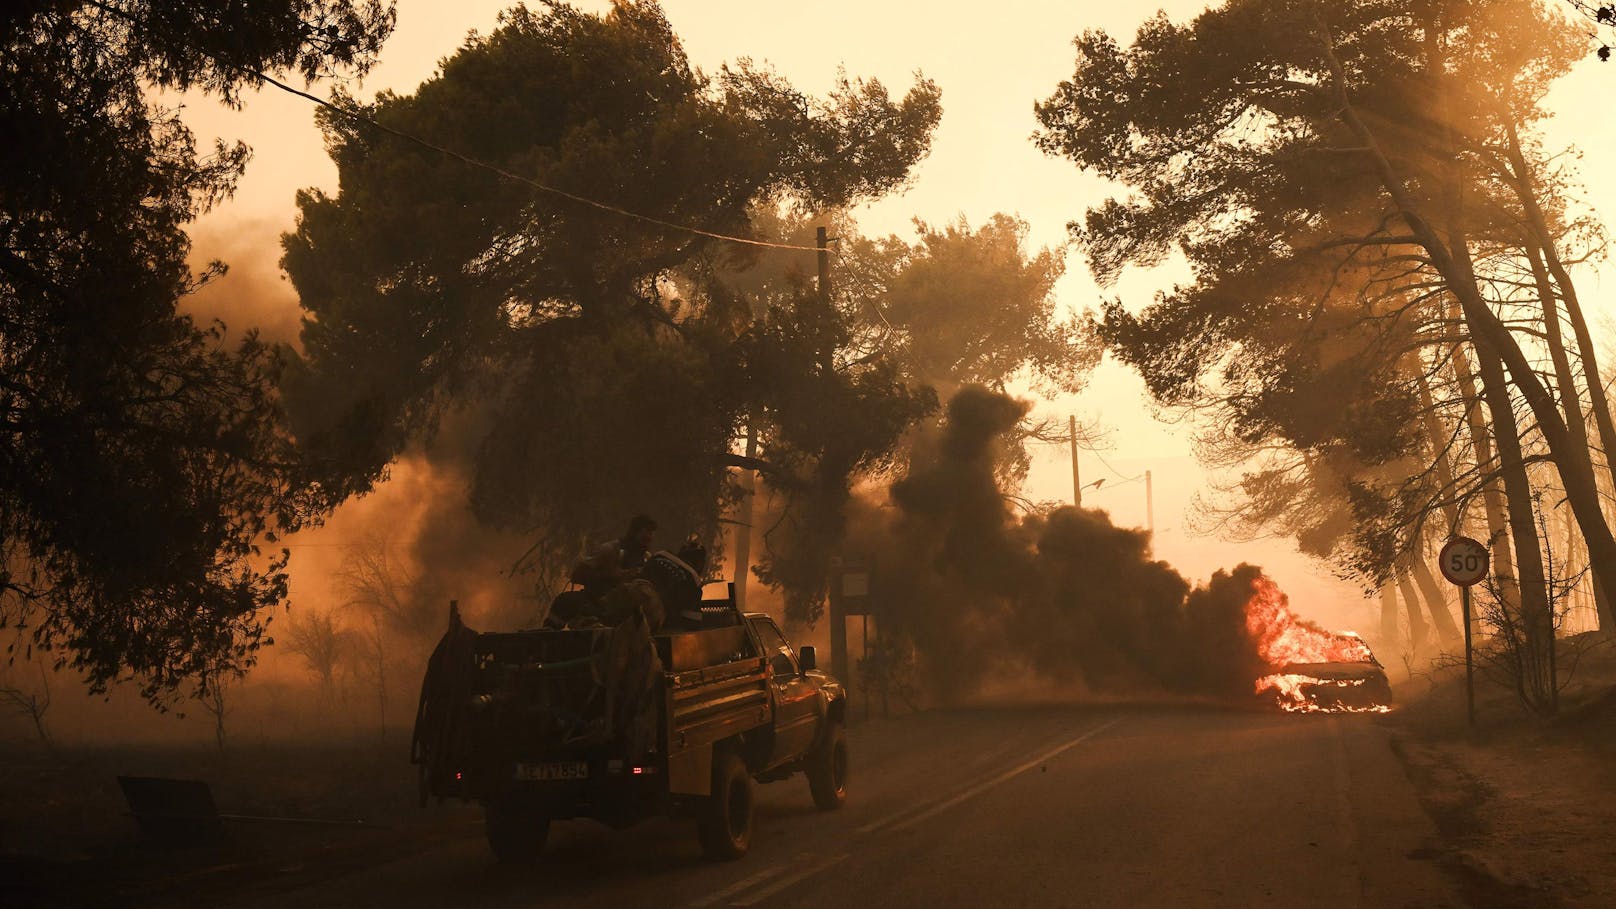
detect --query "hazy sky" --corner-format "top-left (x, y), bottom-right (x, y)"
top-left (176, 1), bottom-right (1616, 634)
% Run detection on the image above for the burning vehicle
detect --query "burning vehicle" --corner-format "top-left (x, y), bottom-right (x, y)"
top-left (1244, 579), bottom-right (1393, 713)
top-left (1255, 646), bottom-right (1393, 712)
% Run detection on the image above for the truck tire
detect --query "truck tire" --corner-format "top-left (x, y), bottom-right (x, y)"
top-left (698, 751), bottom-right (754, 860)
top-left (806, 721), bottom-right (848, 810)
top-left (485, 795), bottom-right (550, 863)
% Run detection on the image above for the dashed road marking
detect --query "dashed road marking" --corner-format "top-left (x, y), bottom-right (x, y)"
top-left (729, 853), bottom-right (849, 906)
top-left (690, 715), bottom-right (1125, 907)
top-left (856, 716), bottom-right (1126, 835)
top-left (688, 864), bottom-right (790, 907)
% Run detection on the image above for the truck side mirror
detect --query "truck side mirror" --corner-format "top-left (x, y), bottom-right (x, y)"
top-left (798, 645), bottom-right (817, 672)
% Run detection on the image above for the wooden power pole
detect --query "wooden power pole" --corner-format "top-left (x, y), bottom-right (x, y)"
top-left (818, 224), bottom-right (849, 684)
top-left (1145, 470), bottom-right (1154, 534)
top-left (1070, 415), bottom-right (1082, 508)
top-left (732, 426), bottom-right (756, 610)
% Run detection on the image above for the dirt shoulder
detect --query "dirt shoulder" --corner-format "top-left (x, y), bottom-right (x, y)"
top-left (1386, 653), bottom-right (1616, 909)
top-left (0, 736), bottom-right (481, 907)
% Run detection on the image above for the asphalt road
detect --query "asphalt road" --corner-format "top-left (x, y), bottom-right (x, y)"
top-left (223, 704), bottom-right (1463, 909)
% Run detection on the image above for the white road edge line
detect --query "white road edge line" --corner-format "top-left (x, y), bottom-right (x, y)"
top-left (730, 853), bottom-right (850, 907)
top-left (689, 865), bottom-right (790, 907)
top-left (857, 716), bottom-right (1126, 836)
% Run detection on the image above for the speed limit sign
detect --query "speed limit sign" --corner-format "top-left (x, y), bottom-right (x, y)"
top-left (1439, 535), bottom-right (1489, 727)
top-left (1439, 536), bottom-right (1489, 587)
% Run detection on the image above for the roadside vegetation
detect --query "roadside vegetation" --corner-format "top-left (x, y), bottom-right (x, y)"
top-left (6, 1), bottom-right (1616, 900)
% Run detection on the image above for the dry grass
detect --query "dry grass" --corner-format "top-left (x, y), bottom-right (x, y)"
top-left (0, 732), bottom-right (479, 907)
top-left (1386, 633), bottom-right (1616, 908)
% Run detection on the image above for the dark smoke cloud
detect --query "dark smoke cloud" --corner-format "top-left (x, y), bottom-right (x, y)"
top-left (850, 386), bottom-right (1275, 703)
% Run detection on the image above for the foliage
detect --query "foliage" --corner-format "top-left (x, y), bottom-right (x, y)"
top-left (1467, 497), bottom-right (1591, 714)
top-left (283, 1), bottom-right (943, 607)
top-left (0, 2), bottom-right (393, 703)
top-left (720, 210), bottom-right (1093, 623)
top-left (1032, 0), bottom-right (1589, 586)
top-left (1563, 2), bottom-right (1616, 59)
top-left (839, 214), bottom-right (1088, 394)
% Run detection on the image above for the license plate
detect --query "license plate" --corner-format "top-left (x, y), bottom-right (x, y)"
top-left (514, 761), bottom-right (589, 781)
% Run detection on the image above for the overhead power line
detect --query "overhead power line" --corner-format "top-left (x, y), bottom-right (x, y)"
top-left (84, 0), bottom-right (827, 254)
top-left (253, 68), bottom-right (826, 253)
top-left (1089, 447), bottom-right (1144, 483)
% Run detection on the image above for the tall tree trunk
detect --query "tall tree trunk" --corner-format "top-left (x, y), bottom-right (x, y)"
top-left (1449, 338), bottom-right (1520, 605)
top-left (1501, 118), bottom-right (1616, 632)
top-left (1396, 570), bottom-right (1429, 654)
top-left (1410, 550), bottom-right (1461, 643)
top-left (1469, 309), bottom-right (1554, 664)
top-left (1524, 243), bottom-right (1613, 629)
top-left (1320, 13), bottom-right (1616, 659)
top-left (1379, 583), bottom-right (1401, 656)
top-left (1414, 364), bottom-right (1462, 535)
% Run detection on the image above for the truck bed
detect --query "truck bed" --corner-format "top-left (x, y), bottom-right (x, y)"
top-left (413, 617), bottom-right (769, 804)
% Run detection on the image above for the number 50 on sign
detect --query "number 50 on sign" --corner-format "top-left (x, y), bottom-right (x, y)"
top-left (1438, 535), bottom-right (1488, 727)
top-left (1439, 536), bottom-right (1489, 587)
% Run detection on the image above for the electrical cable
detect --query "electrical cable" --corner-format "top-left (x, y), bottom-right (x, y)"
top-left (1084, 474), bottom-right (1143, 494)
top-left (83, 0), bottom-right (828, 254)
top-left (252, 68), bottom-right (827, 252)
top-left (1089, 446), bottom-right (1144, 483)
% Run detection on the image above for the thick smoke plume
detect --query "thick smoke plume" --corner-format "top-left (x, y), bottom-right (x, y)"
top-left (847, 386), bottom-right (1340, 703)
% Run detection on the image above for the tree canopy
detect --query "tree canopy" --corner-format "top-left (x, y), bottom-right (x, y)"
top-left (282, 1), bottom-right (943, 605)
top-left (837, 214), bottom-right (1087, 394)
top-left (1035, 0), bottom-right (1593, 571)
top-left (0, 1), bottom-right (395, 701)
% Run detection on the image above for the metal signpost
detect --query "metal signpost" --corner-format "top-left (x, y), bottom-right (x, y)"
top-left (839, 563), bottom-right (873, 720)
top-left (828, 557), bottom-right (871, 700)
top-left (1438, 536), bottom-right (1489, 726)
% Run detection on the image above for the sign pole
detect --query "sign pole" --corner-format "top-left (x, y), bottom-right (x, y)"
top-left (862, 615), bottom-right (870, 722)
top-left (1462, 585), bottom-right (1474, 727)
top-left (1438, 536), bottom-right (1488, 729)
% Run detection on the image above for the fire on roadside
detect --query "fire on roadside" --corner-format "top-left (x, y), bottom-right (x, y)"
top-left (1244, 577), bottom-right (1392, 713)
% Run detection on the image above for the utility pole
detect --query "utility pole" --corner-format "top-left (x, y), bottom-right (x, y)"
top-left (817, 226), bottom-right (834, 375)
top-left (1145, 470), bottom-right (1154, 534)
top-left (819, 224), bottom-right (849, 685)
top-left (817, 226), bottom-right (830, 299)
top-left (1070, 415), bottom-right (1082, 508)
top-left (732, 425), bottom-right (756, 610)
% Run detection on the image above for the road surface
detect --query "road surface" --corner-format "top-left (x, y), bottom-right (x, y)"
top-left (216, 704), bottom-right (1462, 908)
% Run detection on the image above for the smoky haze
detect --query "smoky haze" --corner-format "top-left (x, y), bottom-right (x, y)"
top-left (847, 385), bottom-right (1324, 704)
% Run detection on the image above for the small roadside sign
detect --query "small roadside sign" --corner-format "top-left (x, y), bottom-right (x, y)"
top-left (1436, 535), bottom-right (1488, 727)
top-left (1438, 536), bottom-right (1489, 587)
top-left (841, 571), bottom-right (869, 598)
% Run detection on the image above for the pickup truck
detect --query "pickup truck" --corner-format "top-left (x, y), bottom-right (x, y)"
top-left (410, 592), bottom-right (849, 861)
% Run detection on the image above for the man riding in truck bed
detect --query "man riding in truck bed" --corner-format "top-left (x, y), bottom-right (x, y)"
top-left (573, 513), bottom-right (657, 598)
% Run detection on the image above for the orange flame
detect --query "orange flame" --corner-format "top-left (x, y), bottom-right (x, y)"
top-left (1245, 576), bottom-right (1383, 713)
top-left (1244, 575), bottom-right (1372, 667)
top-left (1253, 673), bottom-right (1391, 714)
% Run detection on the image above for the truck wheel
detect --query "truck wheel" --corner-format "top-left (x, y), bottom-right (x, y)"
top-left (806, 722), bottom-right (848, 810)
top-left (698, 751), bottom-right (754, 860)
top-left (485, 795), bottom-right (550, 863)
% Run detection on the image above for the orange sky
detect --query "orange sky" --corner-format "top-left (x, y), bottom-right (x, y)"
top-left (175, 1), bottom-right (1616, 640)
